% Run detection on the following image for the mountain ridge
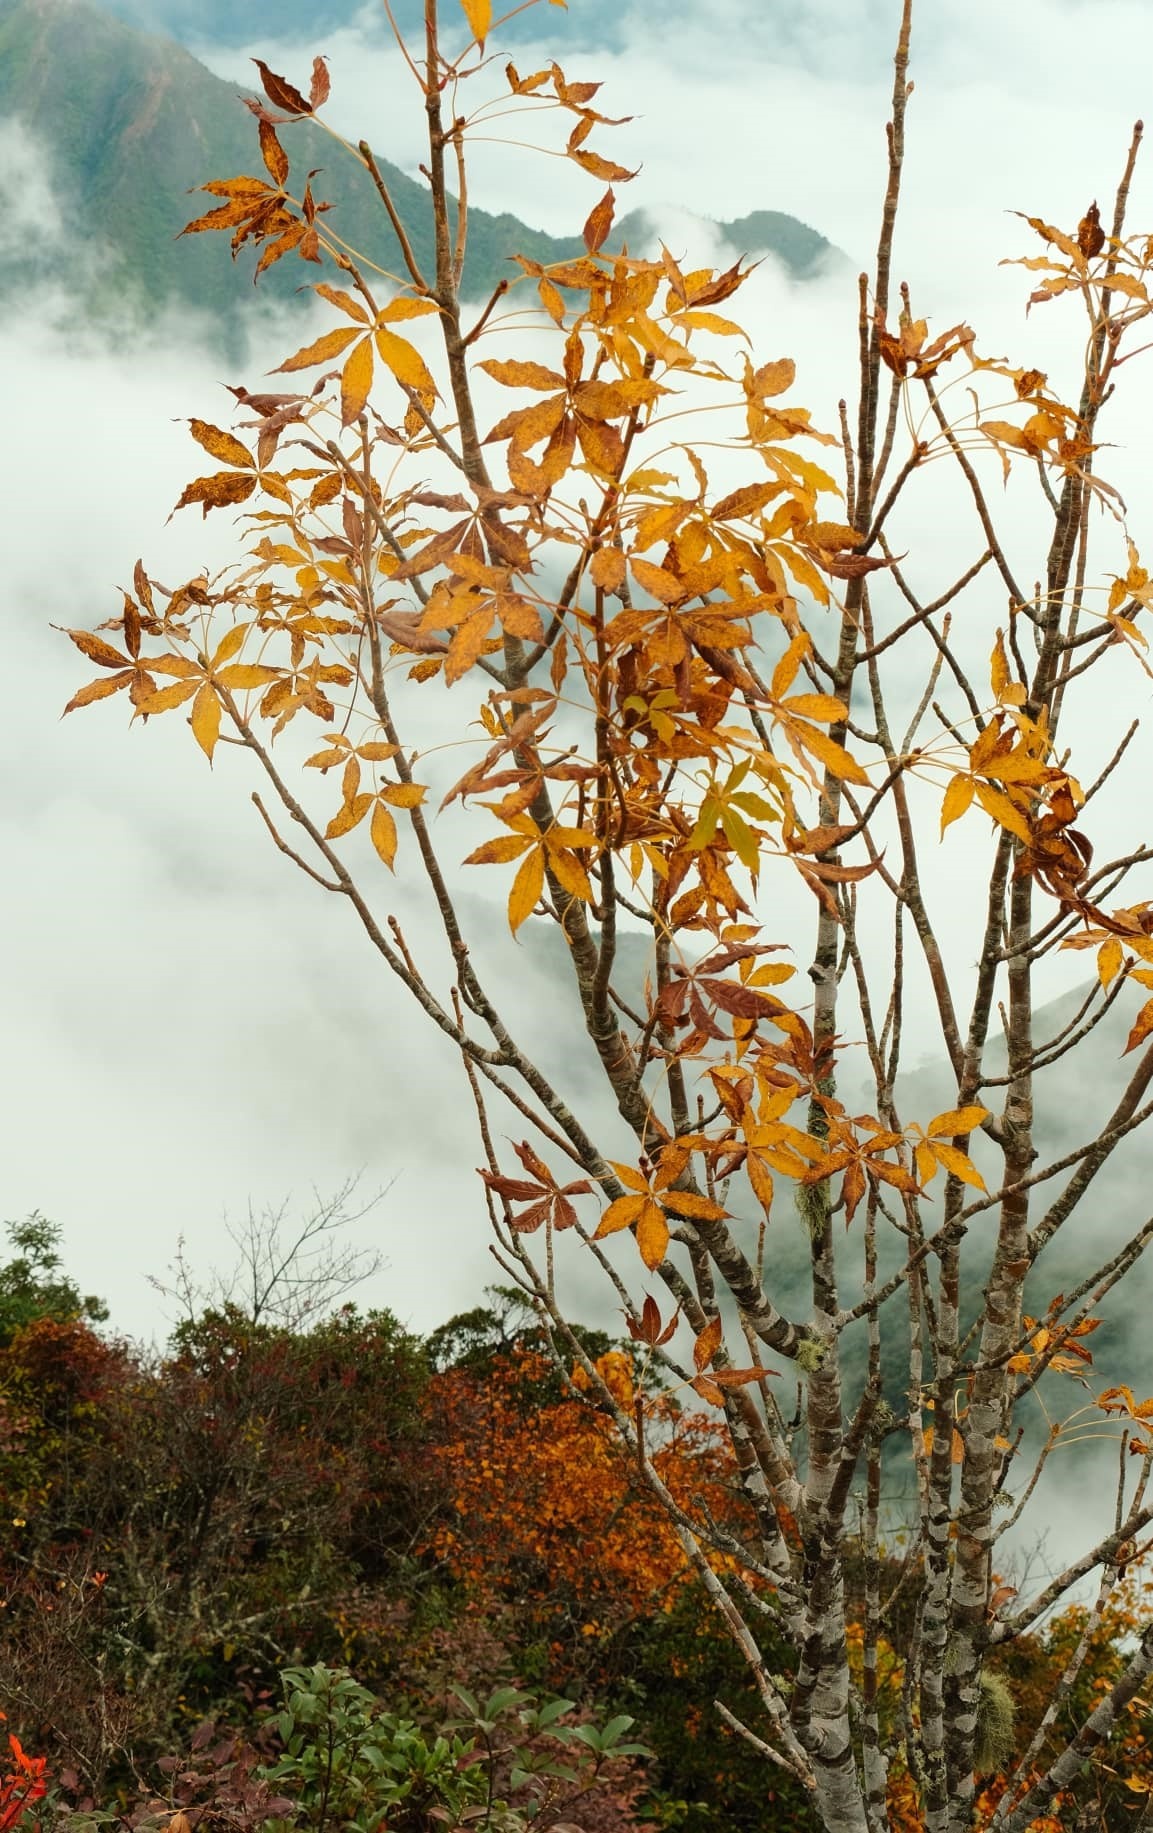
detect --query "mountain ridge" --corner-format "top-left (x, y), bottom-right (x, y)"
top-left (0, 0), bottom-right (842, 332)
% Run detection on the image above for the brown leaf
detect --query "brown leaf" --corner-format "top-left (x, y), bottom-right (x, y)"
top-left (309, 55), bottom-right (331, 110)
top-left (1078, 200), bottom-right (1105, 260)
top-left (63, 671), bottom-right (135, 714)
top-left (259, 118), bottom-right (289, 187)
top-left (252, 59), bottom-right (311, 115)
top-left (172, 471), bottom-right (259, 518)
top-left (65, 629), bottom-right (131, 670)
top-left (582, 187), bottom-right (616, 254)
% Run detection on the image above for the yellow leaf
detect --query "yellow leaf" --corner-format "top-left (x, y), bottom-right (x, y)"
top-left (929, 1141), bottom-right (986, 1191)
top-left (927, 1105), bottom-right (989, 1139)
top-left (547, 846), bottom-right (594, 903)
top-left (464, 834), bottom-right (532, 866)
top-left (974, 782), bottom-right (1032, 845)
top-left (781, 693), bottom-right (846, 723)
top-left (459, 0), bottom-right (492, 39)
top-left (635, 1199), bottom-right (670, 1270)
top-left (750, 357), bottom-right (796, 398)
top-left (771, 633), bottom-right (810, 699)
top-left (676, 310), bottom-right (745, 337)
top-left (508, 846), bottom-right (545, 932)
top-left (370, 799), bottom-right (398, 868)
top-left (747, 1154), bottom-right (774, 1212)
top-left (940, 774), bottom-right (975, 835)
top-left (191, 682), bottom-right (221, 761)
top-left (137, 680), bottom-right (198, 714)
top-left (211, 623), bottom-right (249, 668)
top-left (217, 664), bottom-right (281, 690)
top-left (377, 296), bottom-right (440, 323)
top-left (629, 556), bottom-right (685, 604)
top-left (915, 1140), bottom-right (938, 1188)
top-left (1098, 936), bottom-right (1124, 990)
top-left (590, 547), bottom-right (627, 592)
top-left (313, 283), bottom-right (371, 323)
top-left (188, 420), bottom-right (254, 470)
top-left (375, 326), bottom-right (436, 395)
top-left (380, 781), bottom-right (427, 809)
top-left (274, 324), bottom-right (363, 373)
top-left (326, 793), bottom-right (373, 838)
top-left (788, 721), bottom-right (870, 787)
top-left (480, 357), bottom-right (566, 390)
top-left (341, 336), bottom-right (374, 426)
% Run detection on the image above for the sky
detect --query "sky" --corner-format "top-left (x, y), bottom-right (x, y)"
top-left (8, 0), bottom-right (1153, 1510)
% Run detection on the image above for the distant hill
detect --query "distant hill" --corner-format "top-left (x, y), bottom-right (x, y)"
top-left (0, 0), bottom-right (841, 334)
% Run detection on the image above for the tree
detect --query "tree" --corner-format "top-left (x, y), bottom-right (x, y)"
top-left (0, 1215), bottom-right (107, 1348)
top-left (58, 0), bottom-right (1153, 1823)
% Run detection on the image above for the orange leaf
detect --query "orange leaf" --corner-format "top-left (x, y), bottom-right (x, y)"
top-left (569, 148), bottom-right (639, 184)
top-left (445, 607), bottom-right (495, 685)
top-left (1124, 998), bottom-right (1153, 1055)
top-left (667, 1190), bottom-right (727, 1221)
top-left (635, 1199), bottom-right (669, 1270)
top-left (592, 1193), bottom-right (646, 1238)
top-left (694, 1316), bottom-right (723, 1371)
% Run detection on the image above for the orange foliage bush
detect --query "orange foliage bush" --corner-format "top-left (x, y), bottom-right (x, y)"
top-left (423, 1346), bottom-right (748, 1658)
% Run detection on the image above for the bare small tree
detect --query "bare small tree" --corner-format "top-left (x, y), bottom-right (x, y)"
top-left (150, 1178), bottom-right (390, 1332)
